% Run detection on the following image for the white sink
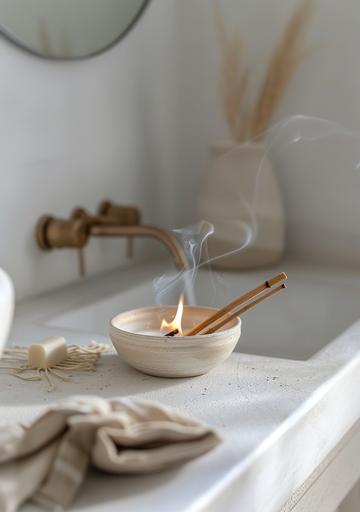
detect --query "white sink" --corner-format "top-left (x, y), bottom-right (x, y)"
top-left (45, 261), bottom-right (360, 361)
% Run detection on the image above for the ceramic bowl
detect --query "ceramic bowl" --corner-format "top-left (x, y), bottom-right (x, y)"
top-left (110, 306), bottom-right (241, 378)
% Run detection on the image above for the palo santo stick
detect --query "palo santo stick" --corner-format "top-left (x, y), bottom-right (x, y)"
top-left (204, 284), bottom-right (286, 334)
top-left (185, 272), bottom-right (287, 336)
top-left (165, 329), bottom-right (179, 337)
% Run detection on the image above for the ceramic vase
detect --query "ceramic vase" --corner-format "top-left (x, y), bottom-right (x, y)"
top-left (0, 268), bottom-right (14, 356)
top-left (197, 142), bottom-right (285, 269)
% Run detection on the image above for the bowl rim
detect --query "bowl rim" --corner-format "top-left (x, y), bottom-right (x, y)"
top-left (110, 305), bottom-right (241, 342)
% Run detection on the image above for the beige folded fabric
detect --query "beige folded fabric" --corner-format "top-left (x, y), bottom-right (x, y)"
top-left (0, 396), bottom-right (221, 511)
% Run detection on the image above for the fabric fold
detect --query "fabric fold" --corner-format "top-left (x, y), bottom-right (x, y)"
top-left (0, 395), bottom-right (221, 511)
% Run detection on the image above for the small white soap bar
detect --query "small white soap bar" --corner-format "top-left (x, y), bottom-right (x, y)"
top-left (28, 336), bottom-right (68, 369)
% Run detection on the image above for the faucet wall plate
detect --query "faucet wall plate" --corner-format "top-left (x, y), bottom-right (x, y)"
top-left (36, 215), bottom-right (53, 250)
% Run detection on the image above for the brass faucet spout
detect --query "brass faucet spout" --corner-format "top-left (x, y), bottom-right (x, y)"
top-left (90, 224), bottom-right (188, 271)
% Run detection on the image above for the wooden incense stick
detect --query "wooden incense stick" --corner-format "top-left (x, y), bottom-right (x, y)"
top-left (204, 284), bottom-right (286, 334)
top-left (185, 272), bottom-right (287, 337)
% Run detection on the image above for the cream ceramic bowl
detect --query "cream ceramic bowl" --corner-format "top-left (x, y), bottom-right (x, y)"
top-left (110, 306), bottom-right (241, 378)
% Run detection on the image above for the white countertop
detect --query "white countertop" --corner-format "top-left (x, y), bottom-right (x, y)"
top-left (2, 259), bottom-right (360, 512)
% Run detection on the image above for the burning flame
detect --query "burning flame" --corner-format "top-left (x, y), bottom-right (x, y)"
top-left (160, 293), bottom-right (184, 336)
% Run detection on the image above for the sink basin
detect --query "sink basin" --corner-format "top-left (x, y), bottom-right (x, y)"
top-left (45, 262), bottom-right (360, 361)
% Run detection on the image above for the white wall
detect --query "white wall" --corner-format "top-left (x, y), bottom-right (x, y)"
top-left (0, 0), bottom-right (180, 300)
top-left (2, 0), bottom-right (360, 300)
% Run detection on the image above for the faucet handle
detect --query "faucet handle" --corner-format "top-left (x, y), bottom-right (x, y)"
top-left (98, 201), bottom-right (141, 258)
top-left (72, 207), bottom-right (122, 227)
top-left (35, 216), bottom-right (88, 277)
top-left (98, 201), bottom-right (141, 225)
top-left (71, 208), bottom-right (94, 228)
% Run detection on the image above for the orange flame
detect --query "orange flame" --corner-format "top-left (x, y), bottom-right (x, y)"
top-left (161, 293), bottom-right (184, 336)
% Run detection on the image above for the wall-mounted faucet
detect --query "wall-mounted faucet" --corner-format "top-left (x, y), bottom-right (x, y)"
top-left (35, 201), bottom-right (188, 277)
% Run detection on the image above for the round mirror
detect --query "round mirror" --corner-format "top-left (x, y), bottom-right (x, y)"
top-left (0, 0), bottom-right (149, 60)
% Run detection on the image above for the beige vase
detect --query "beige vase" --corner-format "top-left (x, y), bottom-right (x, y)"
top-left (197, 142), bottom-right (285, 269)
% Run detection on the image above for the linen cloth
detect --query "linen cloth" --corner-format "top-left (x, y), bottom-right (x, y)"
top-left (0, 395), bottom-right (221, 511)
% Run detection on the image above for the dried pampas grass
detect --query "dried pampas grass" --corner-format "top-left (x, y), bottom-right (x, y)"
top-left (251, 0), bottom-right (314, 139)
top-left (215, 0), bottom-right (314, 142)
top-left (214, 1), bottom-right (249, 142)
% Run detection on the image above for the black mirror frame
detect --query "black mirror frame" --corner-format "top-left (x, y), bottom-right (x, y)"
top-left (0, 0), bottom-right (150, 60)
